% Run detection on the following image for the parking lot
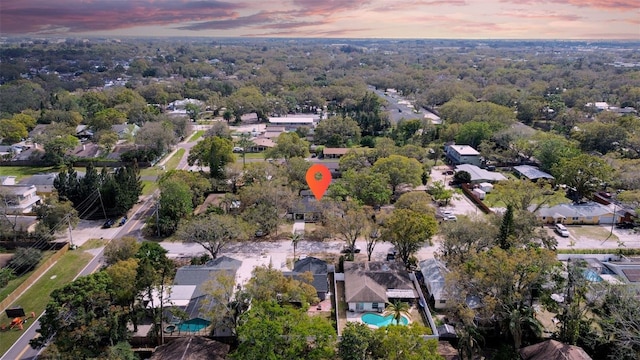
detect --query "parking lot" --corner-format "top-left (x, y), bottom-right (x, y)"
top-left (429, 165), bottom-right (483, 218)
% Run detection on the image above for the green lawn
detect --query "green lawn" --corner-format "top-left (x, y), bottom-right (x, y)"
top-left (165, 149), bottom-right (185, 170)
top-left (237, 152), bottom-right (265, 160)
top-left (0, 251), bottom-right (57, 303)
top-left (141, 180), bottom-right (158, 196)
top-left (0, 166), bottom-right (60, 181)
top-left (188, 130), bottom-right (205, 142)
top-left (0, 248), bottom-right (93, 356)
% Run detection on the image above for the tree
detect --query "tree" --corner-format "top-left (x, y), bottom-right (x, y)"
top-left (325, 201), bottom-right (370, 253)
top-left (533, 133), bottom-right (580, 172)
top-left (314, 116), bottom-right (361, 147)
top-left (372, 155), bottom-right (422, 194)
top-left (491, 179), bottom-right (563, 213)
top-left (94, 130), bottom-right (119, 153)
top-left (104, 236), bottom-right (141, 266)
top-left (206, 121), bottom-right (233, 139)
top-left (177, 214), bottom-right (249, 260)
top-left (428, 180), bottom-right (454, 206)
top-left (31, 272), bottom-right (130, 357)
top-left (265, 132), bottom-right (310, 160)
top-left (245, 266), bottom-right (319, 305)
top-left (185, 102), bottom-right (201, 121)
top-left (33, 197), bottom-right (78, 235)
top-left (157, 178), bottom-right (193, 236)
top-left (233, 301), bottom-right (336, 360)
top-left (0, 118), bottom-right (27, 144)
top-left (571, 121), bottom-right (627, 154)
top-left (237, 132), bottom-right (255, 168)
top-left (551, 154), bottom-right (612, 201)
top-left (446, 247), bottom-right (559, 349)
top-left (395, 191), bottom-right (436, 215)
top-left (290, 232), bottom-right (303, 262)
top-left (283, 156), bottom-right (312, 193)
top-left (382, 209), bottom-right (438, 267)
top-left (7, 247), bottom-right (43, 275)
top-left (209, 136), bottom-right (235, 179)
top-left (43, 134), bottom-right (79, 165)
top-left (135, 120), bottom-right (177, 154)
top-left (497, 204), bottom-right (515, 250)
top-left (202, 272), bottom-right (250, 337)
top-left (455, 121), bottom-right (492, 148)
top-left (437, 217), bottom-right (498, 266)
top-left (338, 169), bottom-right (392, 207)
top-left (384, 300), bottom-right (411, 325)
top-left (594, 285), bottom-right (640, 360)
top-left (453, 170), bottom-right (471, 185)
top-left (88, 108), bottom-right (126, 131)
top-left (364, 224), bottom-right (382, 262)
top-left (339, 322), bottom-right (375, 360)
top-left (372, 323), bottom-right (441, 360)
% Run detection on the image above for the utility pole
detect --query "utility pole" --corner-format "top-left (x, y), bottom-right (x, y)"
top-left (67, 215), bottom-right (74, 249)
top-left (156, 200), bottom-right (161, 237)
top-left (97, 189), bottom-right (107, 220)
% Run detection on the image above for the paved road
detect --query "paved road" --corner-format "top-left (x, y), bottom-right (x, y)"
top-left (2, 134), bottom-right (200, 360)
top-left (369, 86), bottom-right (441, 125)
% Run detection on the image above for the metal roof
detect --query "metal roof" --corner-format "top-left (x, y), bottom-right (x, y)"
top-left (513, 165), bottom-right (555, 180)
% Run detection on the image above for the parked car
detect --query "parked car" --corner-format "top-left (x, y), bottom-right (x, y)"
top-left (119, 216), bottom-right (127, 226)
top-left (102, 219), bottom-right (114, 228)
top-left (341, 246), bottom-right (361, 254)
top-left (233, 147), bottom-right (244, 153)
top-left (554, 223), bottom-right (570, 237)
top-left (442, 170), bottom-right (454, 176)
top-left (443, 215), bottom-right (457, 221)
top-left (255, 230), bottom-right (266, 238)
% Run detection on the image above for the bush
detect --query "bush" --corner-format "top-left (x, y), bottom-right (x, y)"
top-left (120, 148), bottom-right (160, 163)
top-left (7, 247), bottom-right (43, 275)
top-left (0, 267), bottom-right (15, 288)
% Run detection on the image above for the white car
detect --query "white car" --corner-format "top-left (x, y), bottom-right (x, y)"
top-left (443, 215), bottom-right (457, 221)
top-left (233, 147), bottom-right (244, 153)
top-left (441, 210), bottom-right (453, 216)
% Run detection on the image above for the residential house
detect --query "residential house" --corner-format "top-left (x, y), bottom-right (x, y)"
top-left (19, 173), bottom-right (59, 194)
top-left (0, 185), bottom-right (42, 214)
top-left (111, 123), bottom-right (140, 140)
top-left (166, 256), bottom-right (242, 337)
top-left (249, 138), bottom-right (275, 152)
top-left (283, 257), bottom-right (331, 301)
top-left (419, 259), bottom-right (450, 309)
top-left (445, 144), bottom-right (482, 167)
top-left (602, 258), bottom-right (640, 288)
top-left (455, 164), bottom-right (507, 183)
top-left (0, 176), bottom-right (16, 185)
top-left (344, 261), bottom-right (418, 313)
top-left (149, 336), bottom-right (230, 360)
top-left (268, 116), bottom-right (318, 131)
top-left (288, 190), bottom-right (323, 222)
top-left (75, 125), bottom-right (94, 141)
top-left (519, 340), bottom-right (592, 360)
top-left (513, 165), bottom-right (554, 182)
top-left (67, 143), bottom-right (100, 158)
top-left (534, 202), bottom-right (620, 225)
top-left (28, 124), bottom-right (50, 139)
top-left (322, 148), bottom-right (349, 159)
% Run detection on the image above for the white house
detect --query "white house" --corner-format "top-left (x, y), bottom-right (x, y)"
top-left (419, 259), bottom-right (450, 309)
top-left (268, 116), bottom-right (318, 131)
top-left (445, 144), bottom-right (482, 167)
top-left (0, 185), bottom-right (42, 214)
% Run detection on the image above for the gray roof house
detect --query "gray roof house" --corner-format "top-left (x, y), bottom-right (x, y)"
top-left (344, 261), bottom-right (418, 313)
top-left (445, 144), bottom-right (482, 167)
top-left (534, 202), bottom-right (619, 225)
top-left (111, 123), bottom-right (140, 139)
top-left (513, 165), bottom-right (554, 181)
top-left (167, 256), bottom-right (242, 336)
top-left (455, 164), bottom-right (507, 183)
top-left (419, 259), bottom-right (450, 309)
top-left (284, 257), bottom-right (331, 301)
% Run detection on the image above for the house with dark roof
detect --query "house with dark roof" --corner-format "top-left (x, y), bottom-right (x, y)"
top-left (344, 261), bottom-right (418, 312)
top-left (322, 147), bottom-right (349, 159)
top-left (519, 340), bottom-right (592, 360)
top-left (165, 256), bottom-right (242, 336)
top-left (284, 257), bottom-right (331, 301)
top-left (19, 173), bottom-right (58, 194)
top-left (288, 190), bottom-right (324, 222)
top-left (149, 336), bottom-right (230, 360)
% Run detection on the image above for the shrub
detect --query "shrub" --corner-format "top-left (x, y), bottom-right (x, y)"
top-left (7, 247), bottom-right (43, 275)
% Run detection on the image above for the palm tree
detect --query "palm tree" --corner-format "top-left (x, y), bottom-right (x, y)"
top-left (237, 133), bottom-right (255, 169)
top-left (457, 323), bottom-right (484, 360)
top-left (507, 306), bottom-right (543, 349)
top-left (383, 300), bottom-right (411, 325)
top-left (290, 232), bottom-right (303, 262)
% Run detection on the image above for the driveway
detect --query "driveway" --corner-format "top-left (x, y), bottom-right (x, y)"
top-left (429, 165), bottom-right (482, 217)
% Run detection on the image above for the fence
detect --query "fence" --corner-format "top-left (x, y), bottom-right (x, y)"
top-left (0, 242), bottom-right (69, 313)
top-left (460, 183), bottom-right (493, 214)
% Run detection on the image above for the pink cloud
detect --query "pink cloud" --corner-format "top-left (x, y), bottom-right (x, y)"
top-left (291, 0), bottom-right (373, 16)
top-left (0, 0), bottom-right (244, 34)
top-left (500, 0), bottom-right (640, 11)
top-left (495, 10), bottom-right (582, 21)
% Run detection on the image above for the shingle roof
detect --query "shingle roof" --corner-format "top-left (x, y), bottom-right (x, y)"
top-left (344, 275), bottom-right (388, 303)
top-left (455, 164), bottom-right (507, 182)
top-left (149, 336), bottom-right (230, 360)
top-left (519, 340), bottom-right (592, 360)
top-left (344, 261), bottom-right (416, 303)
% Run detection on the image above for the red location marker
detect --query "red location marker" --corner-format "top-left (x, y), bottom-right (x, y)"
top-left (306, 164), bottom-right (332, 201)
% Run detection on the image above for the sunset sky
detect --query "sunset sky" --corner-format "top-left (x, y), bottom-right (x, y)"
top-left (1, 0), bottom-right (638, 39)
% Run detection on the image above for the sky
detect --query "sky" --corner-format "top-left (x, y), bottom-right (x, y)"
top-left (0, 0), bottom-right (639, 40)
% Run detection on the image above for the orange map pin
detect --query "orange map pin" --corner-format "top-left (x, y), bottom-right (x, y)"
top-left (306, 164), bottom-right (332, 201)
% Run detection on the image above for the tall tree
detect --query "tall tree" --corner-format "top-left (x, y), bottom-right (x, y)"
top-left (551, 154), bottom-right (612, 201)
top-left (497, 204), bottom-right (515, 250)
top-left (372, 155), bottom-right (422, 194)
top-left (382, 209), bottom-right (438, 267)
top-left (265, 132), bottom-right (310, 160)
top-left (314, 115), bottom-right (362, 147)
top-left (325, 201), bottom-right (371, 254)
top-left (209, 136), bottom-right (235, 179)
top-left (177, 213), bottom-right (249, 260)
top-left (384, 300), bottom-right (411, 325)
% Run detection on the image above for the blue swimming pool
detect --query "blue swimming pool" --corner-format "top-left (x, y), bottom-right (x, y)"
top-left (178, 319), bottom-right (210, 332)
top-left (361, 313), bottom-right (409, 327)
top-left (583, 269), bottom-right (603, 283)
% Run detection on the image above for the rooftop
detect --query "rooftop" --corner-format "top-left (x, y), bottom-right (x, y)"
top-left (448, 144), bottom-right (480, 156)
top-left (455, 164), bottom-right (507, 182)
top-left (513, 165), bottom-right (555, 180)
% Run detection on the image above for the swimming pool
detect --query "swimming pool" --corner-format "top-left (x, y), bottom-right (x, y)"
top-left (583, 269), bottom-right (603, 283)
top-left (361, 313), bottom-right (409, 327)
top-left (178, 319), bottom-right (210, 332)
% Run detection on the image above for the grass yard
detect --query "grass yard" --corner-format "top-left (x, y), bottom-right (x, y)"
top-left (0, 248), bottom-right (93, 356)
top-left (0, 251), bottom-right (56, 303)
top-left (141, 180), bottom-right (158, 196)
top-left (165, 148), bottom-right (185, 170)
top-left (0, 166), bottom-right (60, 181)
top-left (237, 152), bottom-right (265, 160)
top-left (571, 225), bottom-right (619, 242)
top-left (188, 130), bottom-right (205, 142)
